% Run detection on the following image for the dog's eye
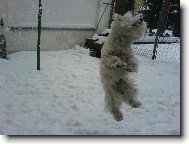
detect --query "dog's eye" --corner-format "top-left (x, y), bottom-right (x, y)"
top-left (132, 23), bottom-right (136, 26)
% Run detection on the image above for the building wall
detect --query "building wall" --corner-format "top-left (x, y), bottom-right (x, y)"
top-left (96, 0), bottom-right (112, 33)
top-left (0, 0), bottom-right (8, 25)
top-left (6, 29), bottom-right (94, 53)
top-left (0, 0), bottom-right (112, 53)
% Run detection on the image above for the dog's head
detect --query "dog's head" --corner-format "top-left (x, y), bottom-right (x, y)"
top-left (112, 12), bottom-right (147, 41)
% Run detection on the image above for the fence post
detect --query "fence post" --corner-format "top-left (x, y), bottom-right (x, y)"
top-left (37, 0), bottom-right (42, 70)
top-left (152, 0), bottom-right (171, 60)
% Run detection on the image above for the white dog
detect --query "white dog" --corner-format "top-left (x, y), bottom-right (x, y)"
top-left (100, 13), bottom-right (147, 121)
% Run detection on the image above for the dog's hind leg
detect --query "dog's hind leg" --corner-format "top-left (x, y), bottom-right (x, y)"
top-left (110, 96), bottom-right (123, 122)
top-left (113, 79), bottom-right (127, 95)
top-left (128, 99), bottom-right (141, 108)
top-left (104, 84), bottom-right (123, 121)
top-left (114, 78), bottom-right (141, 108)
top-left (126, 83), bottom-right (141, 108)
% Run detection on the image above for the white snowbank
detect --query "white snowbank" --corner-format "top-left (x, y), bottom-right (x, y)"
top-left (0, 45), bottom-right (180, 135)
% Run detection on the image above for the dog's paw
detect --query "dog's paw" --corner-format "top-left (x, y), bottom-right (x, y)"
top-left (115, 63), bottom-right (127, 69)
top-left (126, 68), bottom-right (135, 72)
top-left (112, 110), bottom-right (124, 122)
top-left (126, 67), bottom-right (138, 73)
top-left (129, 100), bottom-right (141, 108)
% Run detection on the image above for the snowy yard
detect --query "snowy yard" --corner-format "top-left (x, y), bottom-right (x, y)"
top-left (0, 45), bottom-right (180, 135)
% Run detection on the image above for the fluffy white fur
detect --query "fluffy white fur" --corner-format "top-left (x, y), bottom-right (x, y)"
top-left (100, 13), bottom-right (147, 121)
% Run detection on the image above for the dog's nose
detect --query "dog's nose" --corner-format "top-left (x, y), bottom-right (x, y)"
top-left (139, 18), bottom-right (143, 21)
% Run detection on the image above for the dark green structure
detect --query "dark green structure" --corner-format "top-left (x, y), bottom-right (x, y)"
top-left (120, 0), bottom-right (135, 16)
top-left (37, 0), bottom-right (42, 70)
top-left (0, 18), bottom-right (7, 59)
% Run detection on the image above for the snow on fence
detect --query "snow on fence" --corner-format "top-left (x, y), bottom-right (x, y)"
top-left (132, 43), bottom-right (180, 65)
top-left (132, 30), bottom-right (180, 65)
top-left (86, 29), bottom-right (180, 65)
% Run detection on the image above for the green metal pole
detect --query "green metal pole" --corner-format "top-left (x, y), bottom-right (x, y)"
top-left (37, 0), bottom-right (42, 70)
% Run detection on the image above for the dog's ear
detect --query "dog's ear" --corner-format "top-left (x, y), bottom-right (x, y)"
top-left (113, 14), bottom-right (123, 22)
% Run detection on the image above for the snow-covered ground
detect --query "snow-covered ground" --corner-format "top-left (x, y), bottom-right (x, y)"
top-left (0, 45), bottom-right (180, 135)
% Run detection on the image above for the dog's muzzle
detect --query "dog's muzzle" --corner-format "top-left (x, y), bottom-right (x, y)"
top-left (139, 18), bottom-right (143, 25)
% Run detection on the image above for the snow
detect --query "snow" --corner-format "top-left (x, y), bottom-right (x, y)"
top-left (165, 30), bottom-right (173, 36)
top-left (133, 43), bottom-right (180, 65)
top-left (137, 36), bottom-right (180, 43)
top-left (92, 34), bottom-right (107, 44)
top-left (0, 45), bottom-right (180, 135)
top-left (101, 29), bottom-right (111, 34)
top-left (92, 29), bottom-right (180, 44)
top-left (5, 27), bottom-right (10, 32)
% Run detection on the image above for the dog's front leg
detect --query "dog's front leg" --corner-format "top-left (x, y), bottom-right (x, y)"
top-left (126, 57), bottom-right (138, 72)
top-left (105, 56), bottom-right (128, 69)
